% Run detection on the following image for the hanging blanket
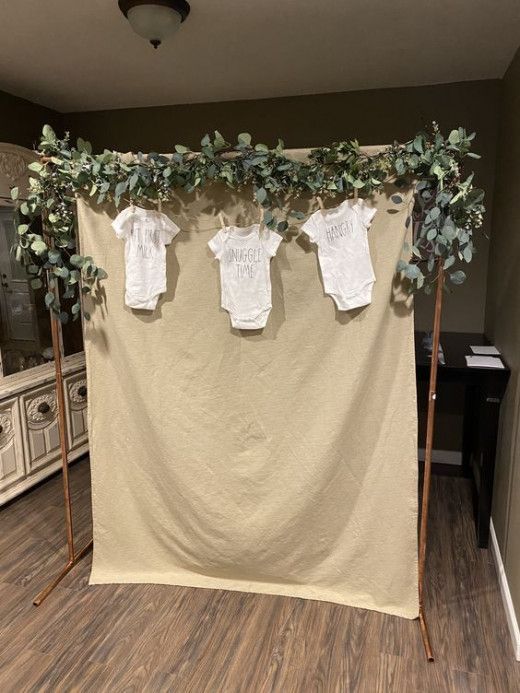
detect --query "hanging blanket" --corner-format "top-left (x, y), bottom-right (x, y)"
top-left (77, 155), bottom-right (418, 619)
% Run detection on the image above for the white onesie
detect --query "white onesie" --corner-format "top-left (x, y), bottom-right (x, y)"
top-left (208, 224), bottom-right (282, 329)
top-left (112, 206), bottom-right (180, 311)
top-left (301, 199), bottom-right (377, 310)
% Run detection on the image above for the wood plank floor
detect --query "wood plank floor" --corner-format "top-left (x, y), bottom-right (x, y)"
top-left (0, 459), bottom-right (519, 692)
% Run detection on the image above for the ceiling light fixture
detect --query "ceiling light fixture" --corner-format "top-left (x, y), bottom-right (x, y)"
top-left (118, 0), bottom-right (191, 49)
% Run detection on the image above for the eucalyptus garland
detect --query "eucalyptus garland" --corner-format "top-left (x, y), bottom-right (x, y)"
top-left (10, 123), bottom-right (484, 321)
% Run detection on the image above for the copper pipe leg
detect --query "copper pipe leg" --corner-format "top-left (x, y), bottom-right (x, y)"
top-left (419, 607), bottom-right (434, 662)
top-left (32, 540), bottom-right (93, 606)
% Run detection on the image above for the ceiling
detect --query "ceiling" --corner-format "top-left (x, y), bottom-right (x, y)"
top-left (0, 0), bottom-right (519, 113)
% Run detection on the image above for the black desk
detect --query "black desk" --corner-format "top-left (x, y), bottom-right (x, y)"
top-left (415, 331), bottom-right (510, 548)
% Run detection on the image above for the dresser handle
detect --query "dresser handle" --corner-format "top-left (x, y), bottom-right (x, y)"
top-left (78, 385), bottom-right (87, 398)
top-left (37, 402), bottom-right (51, 414)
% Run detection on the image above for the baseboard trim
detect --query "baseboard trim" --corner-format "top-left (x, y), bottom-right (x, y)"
top-left (418, 448), bottom-right (462, 466)
top-left (489, 519), bottom-right (520, 661)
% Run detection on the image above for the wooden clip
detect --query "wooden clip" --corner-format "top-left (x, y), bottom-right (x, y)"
top-left (316, 195), bottom-right (325, 210)
top-left (353, 188), bottom-right (359, 201)
top-left (157, 198), bottom-right (163, 213)
top-left (219, 212), bottom-right (226, 230)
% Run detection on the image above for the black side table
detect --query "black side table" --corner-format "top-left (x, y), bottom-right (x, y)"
top-left (415, 332), bottom-right (510, 548)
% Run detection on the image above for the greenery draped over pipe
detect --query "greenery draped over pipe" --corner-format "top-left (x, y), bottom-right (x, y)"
top-left (10, 123), bottom-right (484, 321)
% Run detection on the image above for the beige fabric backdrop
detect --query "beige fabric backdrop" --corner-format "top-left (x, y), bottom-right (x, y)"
top-left (77, 154), bottom-right (418, 619)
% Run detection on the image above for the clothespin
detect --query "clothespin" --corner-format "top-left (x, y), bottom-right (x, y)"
top-left (219, 212), bottom-right (226, 230)
top-left (157, 198), bottom-right (163, 213)
top-left (258, 202), bottom-right (264, 225)
top-left (353, 187), bottom-right (359, 202)
top-left (316, 195), bottom-right (325, 210)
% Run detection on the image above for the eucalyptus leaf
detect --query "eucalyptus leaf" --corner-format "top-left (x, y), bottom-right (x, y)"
top-left (443, 256), bottom-right (455, 269)
top-left (31, 240), bottom-right (48, 255)
top-left (70, 254), bottom-right (84, 267)
top-left (450, 270), bottom-right (466, 284)
top-left (255, 187), bottom-right (267, 204)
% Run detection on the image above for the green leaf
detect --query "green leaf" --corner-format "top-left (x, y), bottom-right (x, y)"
top-left (71, 302), bottom-right (81, 315)
top-left (213, 131), bottom-right (226, 150)
top-left (70, 254), bottom-right (84, 268)
top-left (450, 270), bottom-right (466, 285)
top-left (405, 264), bottom-right (421, 279)
top-left (44, 291), bottom-right (55, 307)
top-left (96, 268), bottom-right (108, 280)
top-left (54, 266), bottom-right (69, 278)
top-left (28, 161), bottom-right (43, 172)
top-left (443, 256), bottom-right (455, 269)
top-left (238, 133), bottom-right (252, 146)
top-left (413, 135), bottom-right (424, 153)
top-left (448, 129), bottom-right (461, 145)
top-left (115, 181), bottom-right (127, 198)
top-left (10, 186), bottom-right (19, 201)
top-left (175, 144), bottom-right (189, 154)
top-left (42, 124), bottom-right (56, 141)
top-left (463, 246), bottom-right (473, 263)
top-left (30, 277), bottom-right (43, 290)
top-left (17, 224), bottom-right (29, 235)
top-left (48, 249), bottom-right (61, 264)
top-left (31, 240), bottom-right (48, 255)
top-left (255, 187), bottom-right (267, 204)
top-left (352, 179), bottom-right (365, 189)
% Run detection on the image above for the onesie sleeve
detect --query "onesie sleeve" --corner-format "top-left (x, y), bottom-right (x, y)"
top-left (161, 214), bottom-right (181, 245)
top-left (111, 206), bottom-right (135, 239)
top-left (301, 212), bottom-right (320, 243)
top-left (208, 230), bottom-right (225, 260)
top-left (263, 230), bottom-right (283, 258)
top-left (354, 200), bottom-right (377, 229)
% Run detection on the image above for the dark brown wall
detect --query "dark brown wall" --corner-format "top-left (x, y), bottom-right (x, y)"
top-left (485, 47), bottom-right (520, 613)
top-left (0, 89), bottom-right (60, 149)
top-left (64, 80), bottom-right (500, 335)
top-left (64, 80), bottom-right (498, 156)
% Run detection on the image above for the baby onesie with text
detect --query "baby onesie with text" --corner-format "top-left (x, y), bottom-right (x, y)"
top-left (112, 205), bottom-right (180, 311)
top-left (208, 224), bottom-right (282, 329)
top-left (301, 199), bottom-right (377, 311)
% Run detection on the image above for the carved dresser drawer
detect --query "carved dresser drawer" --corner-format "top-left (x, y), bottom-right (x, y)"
top-left (64, 373), bottom-right (88, 451)
top-left (0, 397), bottom-right (25, 492)
top-left (20, 384), bottom-right (60, 473)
